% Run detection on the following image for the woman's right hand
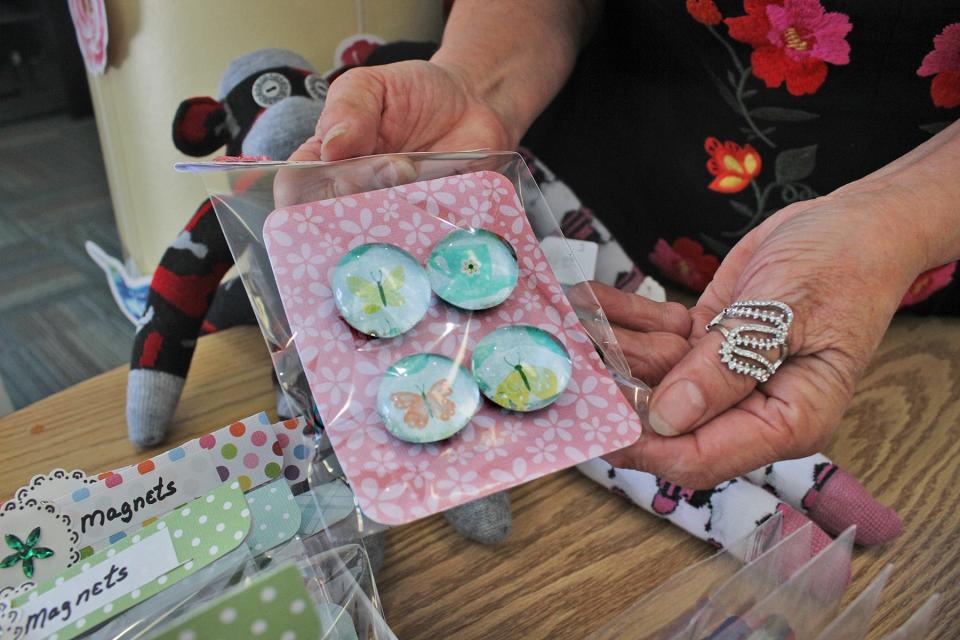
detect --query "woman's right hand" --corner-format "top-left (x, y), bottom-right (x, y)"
top-left (289, 60), bottom-right (514, 163)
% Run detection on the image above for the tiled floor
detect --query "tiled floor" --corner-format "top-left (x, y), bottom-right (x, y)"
top-left (0, 114), bottom-right (132, 413)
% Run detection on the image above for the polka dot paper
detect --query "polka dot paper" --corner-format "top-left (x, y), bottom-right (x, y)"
top-left (150, 563), bottom-right (327, 640)
top-left (2, 484), bottom-right (251, 640)
top-left (244, 479), bottom-right (301, 555)
top-left (264, 170), bottom-right (644, 525)
top-left (54, 412), bottom-right (283, 551)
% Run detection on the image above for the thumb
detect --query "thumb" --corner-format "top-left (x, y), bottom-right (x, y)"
top-left (314, 67), bottom-right (385, 161)
top-left (648, 320), bottom-right (757, 437)
top-left (649, 300), bottom-right (793, 437)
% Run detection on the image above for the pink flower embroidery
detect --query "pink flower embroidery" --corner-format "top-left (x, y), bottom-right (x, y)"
top-left (649, 238), bottom-right (720, 292)
top-left (917, 23), bottom-right (960, 109)
top-left (67, 0), bottom-right (108, 75)
top-left (899, 262), bottom-right (957, 308)
top-left (726, 0), bottom-right (852, 96)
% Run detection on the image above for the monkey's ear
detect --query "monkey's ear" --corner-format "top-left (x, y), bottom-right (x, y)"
top-left (172, 97), bottom-right (229, 156)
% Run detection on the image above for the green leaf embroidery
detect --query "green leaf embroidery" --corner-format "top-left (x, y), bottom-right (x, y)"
top-left (775, 145), bottom-right (818, 184)
top-left (919, 122), bottom-right (949, 135)
top-left (749, 107), bottom-right (820, 122)
top-left (699, 234), bottom-right (733, 257)
top-left (728, 200), bottom-right (754, 218)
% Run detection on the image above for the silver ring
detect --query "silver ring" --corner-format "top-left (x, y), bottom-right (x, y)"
top-left (706, 300), bottom-right (793, 383)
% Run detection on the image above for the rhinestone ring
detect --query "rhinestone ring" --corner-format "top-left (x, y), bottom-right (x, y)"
top-left (706, 300), bottom-right (793, 383)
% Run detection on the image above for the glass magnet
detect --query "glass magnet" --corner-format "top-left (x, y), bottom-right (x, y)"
top-left (331, 243), bottom-right (431, 338)
top-left (377, 353), bottom-right (481, 443)
top-left (471, 325), bottom-right (572, 412)
top-left (426, 228), bottom-right (519, 310)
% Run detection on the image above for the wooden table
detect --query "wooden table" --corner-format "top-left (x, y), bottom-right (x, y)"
top-left (2, 321), bottom-right (958, 638)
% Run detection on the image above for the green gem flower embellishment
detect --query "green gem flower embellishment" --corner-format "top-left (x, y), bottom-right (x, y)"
top-left (1, 527), bottom-right (54, 579)
top-left (461, 257), bottom-right (482, 277)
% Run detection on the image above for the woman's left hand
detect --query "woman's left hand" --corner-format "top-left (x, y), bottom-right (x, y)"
top-left (604, 191), bottom-right (926, 488)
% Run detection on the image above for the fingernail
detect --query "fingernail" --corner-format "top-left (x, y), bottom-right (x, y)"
top-left (374, 161), bottom-right (398, 186)
top-left (321, 123), bottom-right (348, 146)
top-left (649, 380), bottom-right (707, 436)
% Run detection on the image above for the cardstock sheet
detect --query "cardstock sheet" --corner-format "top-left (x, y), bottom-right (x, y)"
top-left (245, 479), bottom-right (301, 554)
top-left (55, 412), bottom-right (283, 551)
top-left (3, 484), bottom-right (251, 640)
top-left (151, 563), bottom-right (327, 640)
top-left (264, 170), bottom-right (644, 524)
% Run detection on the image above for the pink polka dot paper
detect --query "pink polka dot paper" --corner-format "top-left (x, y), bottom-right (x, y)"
top-left (264, 170), bottom-right (643, 525)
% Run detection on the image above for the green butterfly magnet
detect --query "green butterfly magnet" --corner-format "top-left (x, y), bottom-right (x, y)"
top-left (471, 325), bottom-right (572, 412)
top-left (426, 229), bottom-right (518, 310)
top-left (331, 243), bottom-right (431, 337)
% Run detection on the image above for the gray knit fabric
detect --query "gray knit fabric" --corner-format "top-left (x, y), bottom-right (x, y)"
top-left (242, 96), bottom-right (323, 160)
top-left (443, 491), bottom-right (513, 544)
top-left (218, 48), bottom-right (315, 100)
top-left (126, 369), bottom-right (185, 447)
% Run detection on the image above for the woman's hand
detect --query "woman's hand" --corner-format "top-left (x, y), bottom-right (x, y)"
top-left (288, 60), bottom-right (513, 163)
top-left (604, 192), bottom-right (928, 488)
top-left (289, 0), bottom-right (599, 162)
top-left (589, 282), bottom-right (693, 385)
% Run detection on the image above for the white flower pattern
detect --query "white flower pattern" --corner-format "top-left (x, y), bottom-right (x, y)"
top-left (264, 170), bottom-right (643, 525)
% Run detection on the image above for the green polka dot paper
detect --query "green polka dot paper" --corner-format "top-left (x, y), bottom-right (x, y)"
top-left (245, 479), bottom-right (301, 554)
top-left (151, 563), bottom-right (323, 640)
top-left (5, 484), bottom-right (250, 640)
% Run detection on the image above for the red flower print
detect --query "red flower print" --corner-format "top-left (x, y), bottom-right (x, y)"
top-left (917, 23), bottom-right (960, 109)
top-left (725, 0), bottom-right (852, 96)
top-left (649, 238), bottom-right (720, 292)
top-left (899, 262), bottom-right (957, 308)
top-left (687, 0), bottom-right (722, 26)
top-left (705, 137), bottom-right (762, 193)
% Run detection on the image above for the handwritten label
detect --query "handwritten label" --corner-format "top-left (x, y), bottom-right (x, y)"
top-left (54, 412), bottom-right (282, 549)
top-left (16, 530), bottom-right (178, 638)
top-left (59, 464), bottom-right (220, 546)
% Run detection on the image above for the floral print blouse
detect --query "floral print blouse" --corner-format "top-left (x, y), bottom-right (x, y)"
top-left (523, 1), bottom-right (959, 313)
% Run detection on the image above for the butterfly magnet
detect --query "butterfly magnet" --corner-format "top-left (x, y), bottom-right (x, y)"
top-left (426, 229), bottom-right (518, 311)
top-left (377, 354), bottom-right (480, 443)
top-left (472, 325), bottom-right (572, 412)
top-left (331, 243), bottom-right (432, 337)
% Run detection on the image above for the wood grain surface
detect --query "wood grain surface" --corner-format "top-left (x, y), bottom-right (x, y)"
top-left (1, 320), bottom-right (957, 638)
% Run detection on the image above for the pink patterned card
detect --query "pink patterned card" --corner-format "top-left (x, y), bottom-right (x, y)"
top-left (264, 170), bottom-right (642, 524)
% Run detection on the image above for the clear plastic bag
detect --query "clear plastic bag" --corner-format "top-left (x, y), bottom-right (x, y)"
top-left (180, 152), bottom-right (650, 525)
top-left (709, 527), bottom-right (856, 640)
top-left (814, 564), bottom-right (893, 640)
top-left (585, 513), bottom-right (784, 640)
top-left (90, 538), bottom-right (392, 640)
top-left (879, 594), bottom-right (940, 640)
top-left (682, 522), bottom-right (820, 639)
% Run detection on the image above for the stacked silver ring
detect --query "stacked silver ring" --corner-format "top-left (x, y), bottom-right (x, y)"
top-left (706, 300), bottom-right (793, 383)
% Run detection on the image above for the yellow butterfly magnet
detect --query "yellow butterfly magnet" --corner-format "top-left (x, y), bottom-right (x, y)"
top-left (472, 325), bottom-right (572, 412)
top-left (331, 243), bottom-right (431, 337)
